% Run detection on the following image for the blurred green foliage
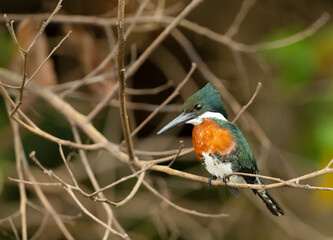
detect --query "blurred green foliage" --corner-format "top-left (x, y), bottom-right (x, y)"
top-left (261, 25), bottom-right (333, 161)
top-left (260, 27), bottom-right (315, 96)
top-left (0, 32), bottom-right (13, 196)
top-left (261, 25), bottom-right (333, 210)
top-left (0, 32), bottom-right (13, 67)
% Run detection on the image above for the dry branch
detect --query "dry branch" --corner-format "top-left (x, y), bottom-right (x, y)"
top-left (117, 0), bottom-right (136, 163)
top-left (4, 0), bottom-right (64, 117)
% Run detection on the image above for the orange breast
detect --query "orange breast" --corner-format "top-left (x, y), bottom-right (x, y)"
top-left (192, 119), bottom-right (235, 162)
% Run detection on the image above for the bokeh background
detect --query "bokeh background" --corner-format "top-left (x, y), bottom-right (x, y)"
top-left (0, 0), bottom-right (333, 239)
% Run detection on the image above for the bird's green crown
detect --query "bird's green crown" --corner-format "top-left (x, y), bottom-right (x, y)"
top-left (183, 83), bottom-right (228, 119)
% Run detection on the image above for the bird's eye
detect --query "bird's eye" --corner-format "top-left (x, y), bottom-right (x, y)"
top-left (194, 104), bottom-right (202, 110)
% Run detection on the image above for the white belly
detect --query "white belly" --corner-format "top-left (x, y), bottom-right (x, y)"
top-left (202, 152), bottom-right (246, 184)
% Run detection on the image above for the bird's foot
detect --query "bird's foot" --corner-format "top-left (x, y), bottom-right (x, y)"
top-left (208, 176), bottom-right (217, 186)
top-left (222, 174), bottom-right (230, 184)
top-left (223, 174), bottom-right (240, 198)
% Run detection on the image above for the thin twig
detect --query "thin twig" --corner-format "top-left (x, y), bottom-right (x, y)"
top-left (26, 31), bottom-right (71, 86)
top-left (326, 159), bottom-right (333, 169)
top-left (249, 12), bottom-right (330, 51)
top-left (130, 62), bottom-right (196, 138)
top-left (9, 178), bottom-right (62, 187)
top-left (232, 49), bottom-right (250, 98)
top-left (3, 12), bottom-right (329, 53)
top-left (142, 148), bottom-right (193, 165)
top-left (225, 0), bottom-right (256, 38)
top-left (135, 147), bottom-right (193, 157)
top-left (4, 0), bottom-right (63, 117)
top-left (111, 100), bottom-right (181, 112)
top-left (15, 134), bottom-right (74, 239)
top-left (232, 82), bottom-right (262, 123)
top-left (125, 0), bottom-right (203, 78)
top-left (0, 80), bottom-right (21, 89)
top-left (143, 180), bottom-right (229, 218)
top-left (8, 217), bottom-right (20, 240)
top-left (58, 142), bottom-right (79, 187)
top-left (26, 200), bottom-right (82, 221)
top-left (71, 124), bottom-right (130, 239)
top-left (25, 0), bottom-right (63, 52)
top-left (114, 170), bottom-right (146, 207)
top-left (10, 114), bottom-right (105, 150)
top-left (0, 211), bottom-right (21, 224)
top-left (65, 188), bottom-right (128, 239)
top-left (60, 0), bottom-right (149, 101)
top-left (29, 151), bottom-right (70, 186)
top-left (4, 14), bottom-right (24, 56)
top-left (170, 29), bottom-right (241, 116)
top-left (29, 150), bottom-right (128, 238)
top-left (85, 82), bottom-right (119, 122)
top-left (6, 102), bottom-right (28, 240)
top-left (9, 50), bottom-right (27, 117)
top-left (30, 214), bottom-right (49, 240)
top-left (168, 141), bottom-right (184, 167)
top-left (0, 80), bottom-right (38, 128)
top-left (88, 164), bottom-right (153, 197)
top-left (51, 71), bottom-right (116, 92)
top-left (125, 81), bottom-right (172, 95)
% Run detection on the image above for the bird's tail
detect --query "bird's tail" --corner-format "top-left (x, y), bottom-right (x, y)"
top-left (255, 189), bottom-right (285, 216)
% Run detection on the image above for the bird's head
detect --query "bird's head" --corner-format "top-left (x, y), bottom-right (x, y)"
top-left (157, 83), bottom-right (227, 134)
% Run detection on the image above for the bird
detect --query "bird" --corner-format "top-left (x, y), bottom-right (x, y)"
top-left (157, 83), bottom-right (285, 216)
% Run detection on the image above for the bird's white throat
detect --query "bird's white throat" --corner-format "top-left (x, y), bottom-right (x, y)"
top-left (186, 111), bottom-right (227, 125)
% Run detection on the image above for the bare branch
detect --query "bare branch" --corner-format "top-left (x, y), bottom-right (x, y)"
top-left (3, 11), bottom-right (329, 53)
top-left (143, 180), bottom-right (229, 218)
top-left (117, 0), bottom-right (136, 163)
top-left (8, 217), bottom-right (20, 240)
top-left (9, 178), bottom-right (62, 187)
top-left (26, 31), bottom-right (71, 86)
top-left (168, 141), bottom-right (184, 167)
top-left (232, 82), bottom-right (262, 123)
top-left (149, 161), bottom-right (333, 191)
top-left (225, 0), bottom-right (256, 38)
top-left (249, 12), bottom-right (330, 51)
top-left (70, 124), bottom-right (130, 239)
top-left (26, 0), bottom-right (63, 52)
top-left (0, 211), bottom-right (21, 224)
top-left (114, 169), bottom-right (146, 207)
top-left (58, 142), bottom-right (79, 187)
top-left (65, 188), bottom-right (128, 239)
top-left (88, 164), bottom-right (153, 197)
top-left (125, 81), bottom-right (172, 95)
top-left (4, 0), bottom-right (64, 117)
top-left (130, 62), bottom-right (196, 137)
top-left (125, 0), bottom-right (203, 78)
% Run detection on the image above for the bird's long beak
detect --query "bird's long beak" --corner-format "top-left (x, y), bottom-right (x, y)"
top-left (157, 112), bottom-right (197, 135)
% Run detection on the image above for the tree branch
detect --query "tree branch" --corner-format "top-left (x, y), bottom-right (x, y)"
top-left (117, 0), bottom-right (136, 163)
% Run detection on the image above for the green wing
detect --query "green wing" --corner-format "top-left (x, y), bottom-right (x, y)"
top-left (215, 119), bottom-right (260, 184)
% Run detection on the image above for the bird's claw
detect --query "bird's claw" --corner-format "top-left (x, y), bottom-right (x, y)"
top-left (222, 174), bottom-right (240, 197)
top-left (222, 174), bottom-right (230, 184)
top-left (208, 176), bottom-right (217, 186)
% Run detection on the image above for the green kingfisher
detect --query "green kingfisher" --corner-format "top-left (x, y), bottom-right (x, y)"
top-left (157, 83), bottom-right (284, 216)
